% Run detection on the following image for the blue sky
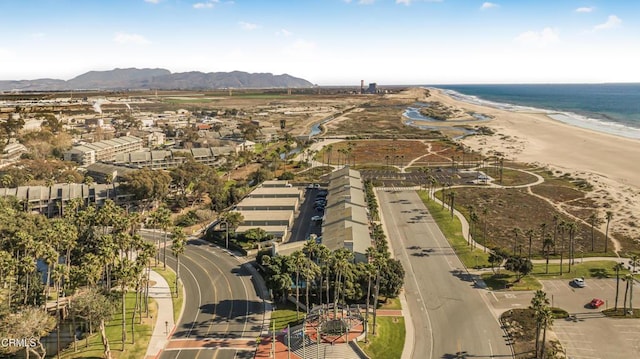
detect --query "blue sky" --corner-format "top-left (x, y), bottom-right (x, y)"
top-left (1, 0), bottom-right (638, 85)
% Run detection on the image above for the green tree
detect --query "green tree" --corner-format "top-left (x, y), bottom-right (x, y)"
top-left (530, 290), bottom-right (550, 357)
top-left (171, 227), bottom-right (187, 297)
top-left (70, 288), bottom-right (116, 355)
top-left (538, 306), bottom-right (554, 359)
top-left (504, 256), bottom-right (533, 281)
top-left (0, 306), bottom-right (56, 359)
top-left (613, 262), bottom-right (626, 310)
top-left (604, 211), bottom-right (613, 253)
top-left (290, 250), bottom-right (307, 320)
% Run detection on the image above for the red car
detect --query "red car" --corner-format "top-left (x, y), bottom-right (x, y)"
top-left (589, 298), bottom-right (604, 309)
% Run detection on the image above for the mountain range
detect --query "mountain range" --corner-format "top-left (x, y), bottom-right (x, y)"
top-left (0, 68), bottom-right (314, 91)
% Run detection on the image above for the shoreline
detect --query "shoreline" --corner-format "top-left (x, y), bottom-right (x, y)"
top-left (416, 87), bottom-right (640, 243)
top-left (433, 87), bottom-right (640, 140)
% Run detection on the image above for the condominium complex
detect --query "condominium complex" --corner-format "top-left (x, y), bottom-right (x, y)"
top-left (63, 136), bottom-right (144, 165)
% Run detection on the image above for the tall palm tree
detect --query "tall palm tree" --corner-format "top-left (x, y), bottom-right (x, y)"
top-left (588, 212), bottom-right (598, 252)
top-left (155, 207), bottom-right (172, 270)
top-left (613, 262), bottom-right (626, 310)
top-left (332, 248), bottom-right (354, 315)
top-left (623, 273), bottom-right (633, 316)
top-left (566, 221), bottom-right (577, 272)
top-left (512, 227), bottom-right (521, 256)
top-left (301, 260), bottom-right (320, 315)
top-left (530, 290), bottom-right (550, 358)
top-left (538, 306), bottom-right (554, 359)
top-left (604, 211), bottom-right (613, 253)
top-left (482, 206), bottom-right (489, 252)
top-left (526, 228), bottom-right (535, 260)
top-left (290, 250), bottom-right (306, 320)
top-left (543, 234), bottom-right (554, 274)
top-left (326, 144), bottom-right (334, 165)
top-left (171, 227), bottom-right (186, 297)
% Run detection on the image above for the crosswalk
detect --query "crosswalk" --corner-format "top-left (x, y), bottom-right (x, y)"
top-left (291, 338), bottom-right (361, 359)
top-left (375, 186), bottom-right (421, 191)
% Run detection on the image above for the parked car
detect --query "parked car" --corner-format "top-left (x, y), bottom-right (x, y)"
top-left (317, 190), bottom-right (328, 196)
top-left (589, 298), bottom-right (604, 309)
top-left (311, 215), bottom-right (323, 222)
top-left (572, 277), bottom-right (586, 288)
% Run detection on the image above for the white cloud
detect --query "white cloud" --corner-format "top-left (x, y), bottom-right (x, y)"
top-left (481, 2), bottom-right (499, 10)
top-left (30, 32), bottom-right (46, 39)
top-left (193, 1), bottom-right (218, 9)
top-left (277, 29), bottom-right (293, 37)
top-left (113, 32), bottom-right (151, 45)
top-left (144, 0), bottom-right (160, 4)
top-left (515, 27), bottom-right (559, 48)
top-left (593, 15), bottom-right (622, 31)
top-left (575, 7), bottom-right (594, 13)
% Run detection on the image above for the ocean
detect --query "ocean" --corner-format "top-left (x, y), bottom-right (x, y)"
top-left (430, 84), bottom-right (640, 139)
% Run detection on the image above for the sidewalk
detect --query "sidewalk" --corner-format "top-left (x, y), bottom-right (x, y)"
top-left (144, 270), bottom-right (175, 359)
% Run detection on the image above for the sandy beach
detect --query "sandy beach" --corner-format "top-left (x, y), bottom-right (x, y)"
top-left (409, 88), bottom-right (640, 244)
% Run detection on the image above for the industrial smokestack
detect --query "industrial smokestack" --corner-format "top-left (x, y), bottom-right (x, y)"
top-left (360, 80), bottom-right (364, 94)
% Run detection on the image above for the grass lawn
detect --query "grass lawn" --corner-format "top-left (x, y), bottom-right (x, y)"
top-left (153, 265), bottom-right (184, 323)
top-left (378, 297), bottom-right (401, 310)
top-left (270, 302), bottom-right (305, 332)
top-left (60, 292), bottom-right (155, 359)
top-left (418, 190), bottom-right (490, 269)
top-left (358, 317), bottom-right (405, 359)
top-left (531, 260), bottom-right (632, 280)
top-left (481, 271), bottom-right (542, 291)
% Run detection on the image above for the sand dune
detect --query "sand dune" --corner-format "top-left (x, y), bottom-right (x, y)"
top-left (411, 87), bottom-right (640, 247)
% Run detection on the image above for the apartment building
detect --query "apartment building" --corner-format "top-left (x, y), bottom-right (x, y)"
top-left (64, 136), bottom-right (143, 165)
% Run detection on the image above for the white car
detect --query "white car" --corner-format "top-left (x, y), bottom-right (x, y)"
top-left (311, 215), bottom-right (323, 222)
top-left (572, 277), bottom-right (586, 288)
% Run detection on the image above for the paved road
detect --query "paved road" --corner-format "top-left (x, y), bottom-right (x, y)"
top-left (142, 234), bottom-right (266, 359)
top-left (378, 189), bottom-right (513, 359)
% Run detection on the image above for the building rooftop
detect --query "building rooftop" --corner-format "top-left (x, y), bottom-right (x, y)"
top-left (234, 210), bottom-right (294, 221)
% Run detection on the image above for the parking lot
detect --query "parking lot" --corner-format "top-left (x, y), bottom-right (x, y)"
top-left (487, 278), bottom-right (640, 358)
top-left (287, 186), bottom-right (325, 242)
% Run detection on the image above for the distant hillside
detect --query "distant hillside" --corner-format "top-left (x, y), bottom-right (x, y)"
top-left (0, 68), bottom-right (314, 91)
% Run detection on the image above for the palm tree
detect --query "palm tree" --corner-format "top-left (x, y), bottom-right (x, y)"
top-left (482, 206), bottom-right (489, 252)
top-left (171, 227), bottom-right (186, 297)
top-left (613, 262), bottom-right (626, 310)
top-left (566, 221), bottom-right (577, 272)
top-left (316, 245), bottom-right (331, 306)
top-left (604, 211), bottom-right (613, 253)
top-left (588, 212), bottom-right (598, 252)
top-left (526, 228), bottom-right (535, 260)
top-left (448, 190), bottom-right (455, 219)
top-left (543, 234), bottom-right (554, 274)
top-left (332, 248), bottom-right (354, 315)
top-left (623, 273), bottom-right (633, 315)
top-left (512, 227), bottom-right (521, 256)
top-left (530, 290), bottom-right (550, 358)
top-left (326, 144), bottom-right (334, 165)
top-left (539, 222), bottom-right (548, 253)
top-left (301, 259), bottom-right (320, 315)
top-left (290, 250), bottom-right (306, 320)
top-left (538, 306), bottom-right (554, 359)
top-left (155, 207), bottom-right (171, 270)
